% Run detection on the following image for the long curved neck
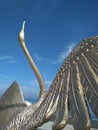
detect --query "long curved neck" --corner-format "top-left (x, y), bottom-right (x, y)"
top-left (18, 21), bottom-right (46, 100)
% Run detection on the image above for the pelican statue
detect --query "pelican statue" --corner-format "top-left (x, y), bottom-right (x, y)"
top-left (3, 22), bottom-right (98, 130)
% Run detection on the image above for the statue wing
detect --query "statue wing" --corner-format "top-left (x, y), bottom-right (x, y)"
top-left (31, 36), bottom-right (98, 130)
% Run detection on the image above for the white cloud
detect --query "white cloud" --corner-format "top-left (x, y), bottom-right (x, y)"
top-left (0, 55), bottom-right (15, 63)
top-left (34, 54), bottom-right (43, 61)
top-left (34, 43), bottom-right (75, 64)
top-left (53, 43), bottom-right (75, 64)
top-left (34, 53), bottom-right (50, 63)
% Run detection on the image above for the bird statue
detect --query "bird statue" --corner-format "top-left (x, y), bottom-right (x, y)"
top-left (3, 22), bottom-right (98, 130)
top-left (0, 21), bottom-right (47, 130)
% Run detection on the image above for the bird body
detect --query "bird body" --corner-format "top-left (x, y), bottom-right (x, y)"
top-left (2, 22), bottom-right (98, 130)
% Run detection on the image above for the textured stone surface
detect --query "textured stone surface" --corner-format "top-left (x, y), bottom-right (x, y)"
top-left (0, 81), bottom-right (26, 129)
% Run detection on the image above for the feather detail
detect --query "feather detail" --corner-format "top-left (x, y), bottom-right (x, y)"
top-left (69, 62), bottom-right (91, 130)
top-left (52, 69), bottom-right (70, 130)
top-left (78, 52), bottom-right (98, 116)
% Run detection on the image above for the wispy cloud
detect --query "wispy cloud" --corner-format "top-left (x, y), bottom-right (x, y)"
top-left (0, 55), bottom-right (15, 63)
top-left (34, 54), bottom-right (50, 63)
top-left (53, 43), bottom-right (75, 64)
top-left (34, 43), bottom-right (75, 64)
top-left (34, 54), bottom-right (44, 62)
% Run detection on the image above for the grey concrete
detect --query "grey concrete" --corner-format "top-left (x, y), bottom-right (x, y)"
top-left (38, 121), bottom-right (98, 130)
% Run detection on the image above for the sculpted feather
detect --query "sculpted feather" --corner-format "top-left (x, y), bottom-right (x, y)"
top-left (52, 68), bottom-right (70, 130)
top-left (69, 62), bottom-right (91, 130)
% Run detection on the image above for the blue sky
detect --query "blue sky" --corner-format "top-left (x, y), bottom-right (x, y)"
top-left (0, 0), bottom-right (98, 100)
